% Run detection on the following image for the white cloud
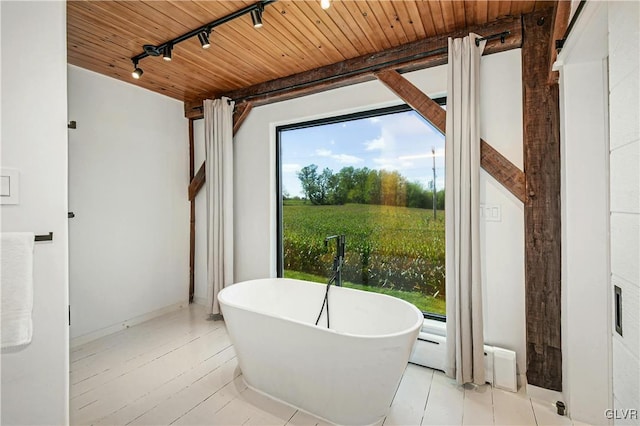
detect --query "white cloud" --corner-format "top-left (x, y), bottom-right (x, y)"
top-left (368, 117), bottom-right (381, 124)
top-left (384, 113), bottom-right (435, 135)
top-left (282, 163), bottom-right (301, 173)
top-left (373, 157), bottom-right (414, 171)
top-left (398, 148), bottom-right (445, 160)
top-left (315, 149), bottom-right (364, 164)
top-left (364, 136), bottom-right (386, 151)
top-left (333, 154), bottom-right (364, 164)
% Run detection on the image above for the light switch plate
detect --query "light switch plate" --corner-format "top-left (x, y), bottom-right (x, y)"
top-left (480, 204), bottom-right (502, 222)
top-left (0, 169), bottom-right (19, 205)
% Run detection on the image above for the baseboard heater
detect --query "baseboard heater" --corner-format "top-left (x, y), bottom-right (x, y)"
top-left (410, 330), bottom-right (518, 392)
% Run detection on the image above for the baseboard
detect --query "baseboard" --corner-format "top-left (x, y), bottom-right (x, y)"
top-left (518, 373), bottom-right (527, 389)
top-left (526, 382), bottom-right (564, 406)
top-left (70, 301), bottom-right (187, 348)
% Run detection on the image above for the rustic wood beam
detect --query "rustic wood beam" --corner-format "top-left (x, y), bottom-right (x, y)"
top-left (479, 141), bottom-right (527, 203)
top-left (522, 9), bottom-right (562, 391)
top-left (548, 0), bottom-right (572, 84)
top-left (188, 163), bottom-right (206, 201)
top-left (375, 69), bottom-right (527, 203)
top-left (184, 15), bottom-right (522, 116)
top-left (185, 105), bottom-right (201, 120)
top-left (188, 118), bottom-right (195, 303)
top-left (233, 102), bottom-right (253, 135)
top-left (375, 69), bottom-right (446, 128)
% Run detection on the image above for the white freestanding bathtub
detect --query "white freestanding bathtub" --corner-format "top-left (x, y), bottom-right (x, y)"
top-left (218, 278), bottom-right (423, 425)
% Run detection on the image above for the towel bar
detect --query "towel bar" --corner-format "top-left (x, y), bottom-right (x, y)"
top-left (34, 232), bottom-right (53, 242)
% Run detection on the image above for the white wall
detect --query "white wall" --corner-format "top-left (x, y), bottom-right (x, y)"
top-left (478, 50), bottom-right (526, 375)
top-left (556, 1), bottom-right (611, 420)
top-left (67, 65), bottom-right (190, 339)
top-left (557, 1), bottom-right (640, 423)
top-left (608, 2), bottom-right (640, 424)
top-left (231, 49), bottom-right (527, 376)
top-left (0, 1), bottom-right (69, 424)
top-left (560, 60), bottom-right (612, 422)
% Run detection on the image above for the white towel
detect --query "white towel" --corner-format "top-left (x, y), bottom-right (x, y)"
top-left (1, 232), bottom-right (35, 349)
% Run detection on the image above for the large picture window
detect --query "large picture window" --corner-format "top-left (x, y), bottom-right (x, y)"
top-left (276, 103), bottom-right (446, 318)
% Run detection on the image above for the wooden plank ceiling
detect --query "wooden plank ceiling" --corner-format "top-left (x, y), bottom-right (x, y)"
top-left (67, 1), bottom-right (554, 104)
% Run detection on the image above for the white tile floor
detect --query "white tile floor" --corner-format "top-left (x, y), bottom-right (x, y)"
top-left (70, 304), bottom-right (581, 426)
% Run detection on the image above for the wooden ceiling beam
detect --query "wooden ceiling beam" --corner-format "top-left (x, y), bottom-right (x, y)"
top-left (184, 15), bottom-right (523, 117)
top-left (375, 69), bottom-right (527, 203)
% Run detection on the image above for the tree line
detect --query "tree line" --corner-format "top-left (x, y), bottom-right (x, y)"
top-left (294, 164), bottom-right (444, 209)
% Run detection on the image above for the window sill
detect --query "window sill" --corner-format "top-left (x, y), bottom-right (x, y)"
top-left (422, 318), bottom-right (446, 337)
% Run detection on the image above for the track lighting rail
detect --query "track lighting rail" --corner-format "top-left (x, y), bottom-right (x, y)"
top-left (130, 0), bottom-right (275, 77)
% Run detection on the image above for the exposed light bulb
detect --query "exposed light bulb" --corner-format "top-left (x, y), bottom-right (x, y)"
top-left (198, 31), bottom-right (211, 49)
top-left (321, 0), bottom-right (330, 10)
top-left (163, 45), bottom-right (172, 61)
top-left (250, 9), bottom-right (263, 28)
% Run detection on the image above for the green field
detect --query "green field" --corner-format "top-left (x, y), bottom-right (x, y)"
top-left (284, 270), bottom-right (445, 313)
top-left (283, 201), bottom-right (446, 315)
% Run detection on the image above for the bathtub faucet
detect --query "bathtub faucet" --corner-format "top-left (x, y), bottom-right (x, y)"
top-left (324, 234), bottom-right (345, 287)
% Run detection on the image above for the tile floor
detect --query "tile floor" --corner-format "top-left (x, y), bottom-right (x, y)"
top-left (70, 304), bottom-right (585, 425)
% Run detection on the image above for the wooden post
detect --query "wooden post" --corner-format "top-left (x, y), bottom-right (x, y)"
top-left (522, 9), bottom-right (562, 391)
top-left (188, 119), bottom-right (195, 304)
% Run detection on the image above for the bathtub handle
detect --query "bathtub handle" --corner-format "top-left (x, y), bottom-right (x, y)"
top-left (324, 234), bottom-right (345, 287)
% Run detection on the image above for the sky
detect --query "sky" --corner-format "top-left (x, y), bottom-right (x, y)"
top-left (280, 109), bottom-right (446, 198)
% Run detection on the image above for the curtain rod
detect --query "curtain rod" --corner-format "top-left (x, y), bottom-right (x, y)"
top-left (229, 30), bottom-right (511, 105)
top-left (555, 0), bottom-right (587, 51)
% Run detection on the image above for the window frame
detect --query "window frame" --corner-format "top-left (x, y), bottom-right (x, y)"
top-left (275, 99), bottom-right (447, 321)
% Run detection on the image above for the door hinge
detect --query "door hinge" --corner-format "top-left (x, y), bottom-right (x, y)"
top-left (68, 305), bottom-right (71, 326)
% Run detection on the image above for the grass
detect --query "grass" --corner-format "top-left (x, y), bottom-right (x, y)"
top-left (284, 266), bottom-right (446, 314)
top-left (282, 202), bottom-right (446, 315)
